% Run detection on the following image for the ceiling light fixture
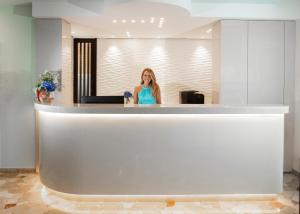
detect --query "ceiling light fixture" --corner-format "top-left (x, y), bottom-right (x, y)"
top-left (150, 17), bottom-right (155, 23)
top-left (140, 19), bottom-right (145, 23)
top-left (112, 19), bottom-right (117, 24)
top-left (158, 17), bottom-right (164, 28)
top-left (131, 19), bottom-right (136, 23)
top-left (206, 28), bottom-right (212, 33)
top-left (126, 32), bottom-right (131, 37)
top-left (122, 19), bottom-right (127, 23)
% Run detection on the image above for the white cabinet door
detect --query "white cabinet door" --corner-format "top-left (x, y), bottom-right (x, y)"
top-left (248, 21), bottom-right (284, 104)
top-left (219, 20), bottom-right (248, 104)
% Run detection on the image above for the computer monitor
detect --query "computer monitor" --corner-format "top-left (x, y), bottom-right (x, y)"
top-left (81, 96), bottom-right (124, 104)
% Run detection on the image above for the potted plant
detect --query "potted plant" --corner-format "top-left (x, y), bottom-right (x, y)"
top-left (34, 70), bottom-right (57, 103)
top-left (124, 91), bottom-right (133, 104)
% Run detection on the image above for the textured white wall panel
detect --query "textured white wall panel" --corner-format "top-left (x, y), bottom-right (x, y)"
top-left (97, 39), bottom-right (212, 104)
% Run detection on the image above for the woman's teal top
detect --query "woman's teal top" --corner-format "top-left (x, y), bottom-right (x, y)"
top-left (138, 85), bottom-right (156, 104)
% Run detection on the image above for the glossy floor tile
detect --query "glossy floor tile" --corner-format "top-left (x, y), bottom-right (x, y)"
top-left (0, 172), bottom-right (298, 213)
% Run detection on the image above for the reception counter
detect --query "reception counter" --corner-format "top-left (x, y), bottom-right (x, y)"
top-left (35, 103), bottom-right (288, 196)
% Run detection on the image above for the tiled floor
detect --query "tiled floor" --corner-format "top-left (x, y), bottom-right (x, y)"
top-left (0, 172), bottom-right (298, 214)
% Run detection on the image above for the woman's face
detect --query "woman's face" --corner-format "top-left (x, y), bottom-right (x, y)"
top-left (142, 71), bottom-right (152, 85)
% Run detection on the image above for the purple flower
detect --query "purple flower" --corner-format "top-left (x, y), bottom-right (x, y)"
top-left (42, 81), bottom-right (56, 92)
top-left (124, 91), bottom-right (133, 98)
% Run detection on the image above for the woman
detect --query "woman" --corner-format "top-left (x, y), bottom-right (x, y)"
top-left (134, 68), bottom-right (161, 104)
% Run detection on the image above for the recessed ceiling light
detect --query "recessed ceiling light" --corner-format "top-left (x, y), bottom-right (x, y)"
top-left (206, 28), bottom-right (212, 33)
top-left (150, 17), bottom-right (155, 23)
top-left (158, 22), bottom-right (163, 28)
top-left (131, 19), bottom-right (136, 23)
top-left (140, 19), bottom-right (145, 23)
top-left (112, 19), bottom-right (117, 24)
top-left (122, 19), bottom-right (127, 23)
top-left (158, 17), bottom-right (164, 28)
top-left (126, 32), bottom-right (131, 37)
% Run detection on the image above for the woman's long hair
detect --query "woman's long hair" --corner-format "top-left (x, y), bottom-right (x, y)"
top-left (140, 68), bottom-right (159, 97)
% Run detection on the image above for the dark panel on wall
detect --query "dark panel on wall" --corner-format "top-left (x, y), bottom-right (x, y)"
top-left (73, 38), bottom-right (97, 103)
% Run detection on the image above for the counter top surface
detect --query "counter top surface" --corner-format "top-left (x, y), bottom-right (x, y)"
top-left (34, 102), bottom-right (289, 114)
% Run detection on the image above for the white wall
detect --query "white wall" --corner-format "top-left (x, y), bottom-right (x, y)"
top-left (35, 19), bottom-right (62, 75)
top-left (284, 21), bottom-right (296, 172)
top-left (0, 5), bottom-right (35, 168)
top-left (293, 20), bottom-right (300, 172)
top-left (35, 18), bottom-right (72, 103)
top-left (97, 39), bottom-right (212, 104)
top-left (0, 17), bottom-right (74, 169)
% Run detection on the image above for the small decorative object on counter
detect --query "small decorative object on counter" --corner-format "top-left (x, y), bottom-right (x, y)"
top-left (124, 91), bottom-right (133, 104)
top-left (33, 70), bottom-right (58, 103)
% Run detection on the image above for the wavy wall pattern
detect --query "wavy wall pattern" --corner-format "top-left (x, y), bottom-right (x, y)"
top-left (97, 39), bottom-right (212, 104)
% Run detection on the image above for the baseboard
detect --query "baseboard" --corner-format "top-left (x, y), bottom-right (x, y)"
top-left (0, 168), bottom-right (36, 173)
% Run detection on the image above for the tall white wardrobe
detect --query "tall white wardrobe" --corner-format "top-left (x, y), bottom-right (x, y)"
top-left (213, 20), bottom-right (296, 172)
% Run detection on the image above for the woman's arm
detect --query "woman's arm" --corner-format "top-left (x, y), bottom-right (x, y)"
top-left (156, 86), bottom-right (161, 104)
top-left (133, 86), bottom-right (139, 104)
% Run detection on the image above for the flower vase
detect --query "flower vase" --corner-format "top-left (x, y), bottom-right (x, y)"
top-left (39, 91), bottom-right (53, 104)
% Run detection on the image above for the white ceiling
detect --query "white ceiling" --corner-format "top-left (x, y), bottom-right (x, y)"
top-left (64, 1), bottom-right (217, 39)
top-left (2, 0), bottom-right (299, 39)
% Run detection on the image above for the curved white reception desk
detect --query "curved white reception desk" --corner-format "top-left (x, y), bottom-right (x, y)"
top-left (35, 103), bottom-right (288, 196)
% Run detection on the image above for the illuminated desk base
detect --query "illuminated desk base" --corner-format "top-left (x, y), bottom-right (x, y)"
top-left (35, 106), bottom-right (286, 195)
